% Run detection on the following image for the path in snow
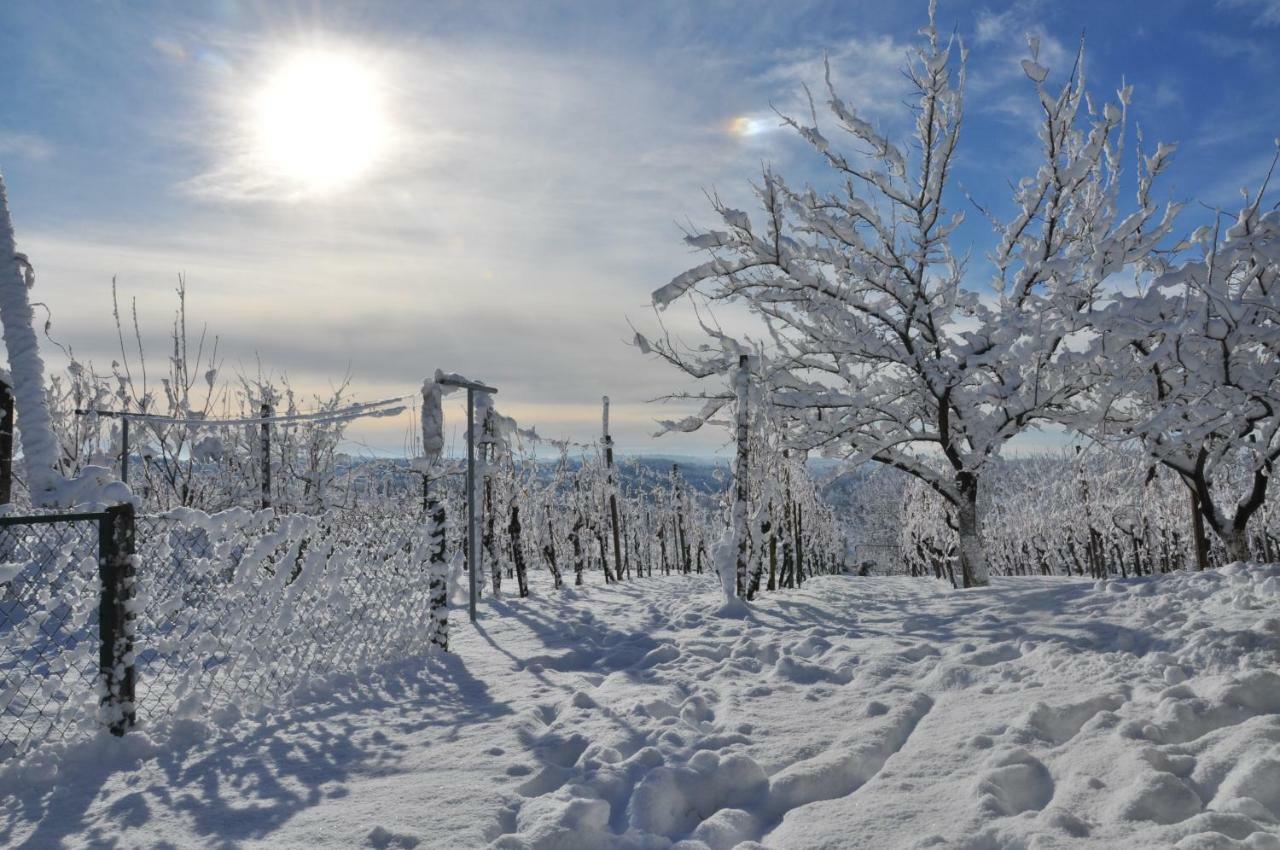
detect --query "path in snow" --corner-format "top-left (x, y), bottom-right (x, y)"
top-left (2, 567), bottom-right (1280, 849)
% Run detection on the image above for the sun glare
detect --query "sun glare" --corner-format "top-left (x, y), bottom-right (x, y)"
top-left (252, 49), bottom-right (390, 195)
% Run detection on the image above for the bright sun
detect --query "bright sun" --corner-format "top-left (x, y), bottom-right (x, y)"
top-left (252, 49), bottom-right (390, 195)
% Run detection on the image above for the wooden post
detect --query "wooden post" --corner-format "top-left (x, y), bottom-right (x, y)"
top-left (260, 403), bottom-right (271, 510)
top-left (0, 380), bottom-right (12, 504)
top-left (795, 502), bottom-right (805, 587)
top-left (120, 415), bottom-right (130, 487)
top-left (602, 396), bottom-right (623, 583)
top-left (99, 503), bottom-right (136, 736)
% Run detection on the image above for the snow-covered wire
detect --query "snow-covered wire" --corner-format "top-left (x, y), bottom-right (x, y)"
top-left (78, 394), bottom-right (414, 427)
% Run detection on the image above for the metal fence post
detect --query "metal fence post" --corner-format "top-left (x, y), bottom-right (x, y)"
top-left (98, 503), bottom-right (137, 736)
top-left (466, 387), bottom-right (477, 622)
top-left (433, 375), bottom-right (497, 623)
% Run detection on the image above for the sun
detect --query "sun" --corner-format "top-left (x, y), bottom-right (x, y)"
top-left (251, 49), bottom-right (390, 196)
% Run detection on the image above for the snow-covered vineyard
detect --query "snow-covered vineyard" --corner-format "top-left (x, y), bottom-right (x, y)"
top-left (2, 1), bottom-right (1280, 848)
top-left (3, 565), bottom-right (1279, 849)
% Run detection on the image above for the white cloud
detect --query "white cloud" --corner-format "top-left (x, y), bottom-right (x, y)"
top-left (16, 29), bottom-right (807, 454)
top-left (974, 7), bottom-right (1021, 45)
top-left (1218, 0), bottom-right (1280, 26)
top-left (760, 34), bottom-right (909, 119)
top-left (1195, 30), bottom-right (1274, 69)
top-left (0, 131), bottom-right (53, 162)
top-left (1153, 80), bottom-right (1182, 109)
top-left (966, 1), bottom-right (1072, 101)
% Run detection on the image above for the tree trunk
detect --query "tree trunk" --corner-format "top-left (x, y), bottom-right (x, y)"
top-left (510, 504), bottom-right (529, 598)
top-left (570, 516), bottom-right (584, 586)
top-left (1220, 526), bottom-right (1251, 564)
top-left (543, 505), bottom-right (562, 588)
top-left (766, 504), bottom-right (778, 592)
top-left (485, 476), bottom-right (500, 595)
top-left (426, 496), bottom-right (449, 652)
top-left (955, 472), bottom-right (990, 587)
top-left (1188, 487), bottom-right (1210, 570)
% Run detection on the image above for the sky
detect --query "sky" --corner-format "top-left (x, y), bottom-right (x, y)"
top-left (0, 0), bottom-right (1277, 458)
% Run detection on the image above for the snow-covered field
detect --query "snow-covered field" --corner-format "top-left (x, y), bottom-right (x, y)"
top-left (3, 566), bottom-right (1280, 850)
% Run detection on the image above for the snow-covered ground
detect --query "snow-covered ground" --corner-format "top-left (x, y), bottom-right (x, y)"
top-left (3, 566), bottom-right (1280, 849)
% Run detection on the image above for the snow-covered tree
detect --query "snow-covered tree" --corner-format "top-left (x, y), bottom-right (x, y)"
top-left (0, 175), bottom-right (129, 507)
top-left (1090, 157), bottom-right (1280, 562)
top-left (642, 10), bottom-right (1176, 585)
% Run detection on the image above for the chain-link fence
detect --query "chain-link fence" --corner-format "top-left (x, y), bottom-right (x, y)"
top-left (2, 505), bottom-right (450, 759)
top-left (0, 509), bottom-right (134, 758)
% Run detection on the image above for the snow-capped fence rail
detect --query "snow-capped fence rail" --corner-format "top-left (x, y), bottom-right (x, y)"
top-left (1, 504), bottom-right (450, 758)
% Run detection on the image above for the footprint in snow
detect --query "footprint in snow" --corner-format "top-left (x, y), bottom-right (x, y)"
top-left (974, 747), bottom-right (1055, 817)
top-left (364, 826), bottom-right (420, 849)
top-left (1019, 692), bottom-right (1127, 745)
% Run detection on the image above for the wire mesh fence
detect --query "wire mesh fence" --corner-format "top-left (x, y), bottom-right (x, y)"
top-left (0, 513), bottom-right (107, 759)
top-left (2, 505), bottom-right (450, 759)
top-left (132, 509), bottom-right (446, 723)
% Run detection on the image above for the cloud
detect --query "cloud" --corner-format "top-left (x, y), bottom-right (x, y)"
top-left (760, 34), bottom-right (909, 120)
top-left (1192, 149), bottom-right (1280, 208)
top-left (1195, 30), bottom-right (1275, 70)
top-left (100, 21), bottom-right (931, 455)
top-left (31, 2), bottom-right (1253, 459)
top-left (1153, 81), bottom-right (1182, 109)
top-left (0, 131), bottom-right (53, 162)
top-left (1217, 0), bottom-right (1280, 26)
top-left (973, 6), bottom-right (1024, 46)
top-left (967, 1), bottom-right (1072, 100)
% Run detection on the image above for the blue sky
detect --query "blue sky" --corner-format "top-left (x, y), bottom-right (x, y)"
top-left (0, 0), bottom-right (1277, 456)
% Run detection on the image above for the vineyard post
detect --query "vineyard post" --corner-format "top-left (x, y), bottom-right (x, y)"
top-left (602, 396), bottom-right (623, 583)
top-left (71, 407), bottom-right (131, 486)
top-left (120, 415), bottom-right (130, 487)
top-left (260, 403), bottom-right (271, 510)
top-left (437, 375), bottom-right (497, 623)
top-left (468, 388), bottom-right (477, 619)
top-left (673, 464), bottom-right (689, 573)
top-left (732, 354), bottom-right (751, 597)
top-left (99, 502), bottom-right (137, 736)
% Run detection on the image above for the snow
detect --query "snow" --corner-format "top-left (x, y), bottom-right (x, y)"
top-left (3, 564), bottom-right (1279, 848)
